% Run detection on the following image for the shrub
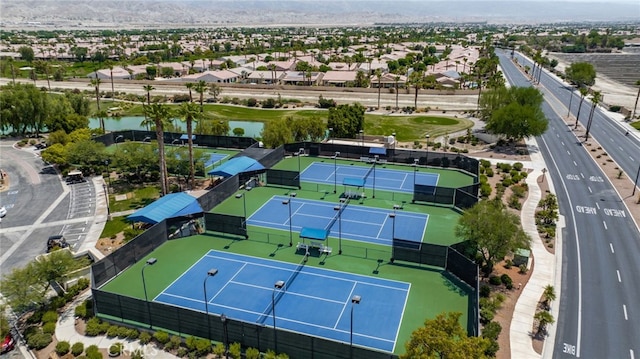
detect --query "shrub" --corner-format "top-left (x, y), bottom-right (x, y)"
top-left (72, 342), bottom-right (85, 356)
top-left (49, 296), bottom-right (67, 310)
top-left (485, 167), bottom-right (494, 177)
top-left (246, 347), bottom-right (261, 359)
top-left (498, 163), bottom-right (512, 172)
top-left (116, 326), bottom-right (129, 338)
top-left (480, 159), bottom-right (491, 168)
top-left (42, 321), bottom-right (56, 335)
top-left (106, 325), bottom-right (119, 338)
top-left (42, 311), bottom-right (59, 324)
top-left (480, 284), bottom-right (491, 298)
top-left (153, 330), bottom-right (170, 344)
top-left (501, 274), bottom-right (513, 289)
top-left (246, 98), bottom-right (258, 107)
top-left (519, 264), bottom-right (528, 274)
top-left (482, 321), bottom-right (502, 341)
top-left (229, 342), bottom-right (242, 359)
top-left (138, 331), bottom-right (152, 344)
top-left (513, 162), bottom-right (524, 171)
top-left (27, 310), bottom-right (44, 324)
top-left (480, 182), bottom-right (492, 198)
top-left (502, 177), bottom-right (513, 187)
top-left (56, 341), bottom-right (71, 355)
top-left (194, 338), bottom-right (211, 356)
top-left (176, 348), bottom-right (188, 357)
top-left (85, 318), bottom-right (103, 336)
top-left (213, 343), bottom-right (226, 357)
top-left (511, 184), bottom-right (527, 198)
top-left (489, 275), bottom-right (502, 285)
top-left (131, 349), bottom-right (144, 359)
top-left (27, 332), bottom-right (52, 350)
top-left (480, 306), bottom-right (495, 324)
top-left (508, 194), bottom-right (522, 210)
top-left (167, 335), bottom-right (182, 350)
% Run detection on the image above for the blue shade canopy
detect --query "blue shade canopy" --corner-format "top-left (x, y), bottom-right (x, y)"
top-left (127, 192), bottom-right (203, 224)
top-left (179, 134), bottom-right (196, 140)
top-left (207, 156), bottom-right (265, 177)
top-left (369, 147), bottom-right (386, 155)
top-left (343, 177), bottom-right (365, 187)
top-left (299, 227), bottom-right (329, 241)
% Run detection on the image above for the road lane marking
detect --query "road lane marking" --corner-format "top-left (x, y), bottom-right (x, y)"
top-left (573, 160), bottom-right (578, 166)
top-left (596, 203), bottom-right (600, 209)
top-left (623, 304), bottom-right (628, 320)
top-left (567, 150), bottom-right (571, 155)
top-left (603, 221), bottom-right (607, 229)
top-left (631, 349), bottom-right (634, 359)
top-left (617, 270), bottom-right (621, 282)
top-left (631, 156), bottom-right (635, 162)
top-left (562, 141), bottom-right (565, 146)
top-left (580, 173), bottom-right (584, 178)
top-left (588, 187), bottom-right (592, 193)
top-left (610, 243), bottom-right (615, 253)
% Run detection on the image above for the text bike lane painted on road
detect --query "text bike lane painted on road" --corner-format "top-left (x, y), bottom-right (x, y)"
top-left (563, 342), bottom-right (576, 356)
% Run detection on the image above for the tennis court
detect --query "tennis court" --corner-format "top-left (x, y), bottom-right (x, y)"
top-left (301, 162), bottom-right (439, 193)
top-left (205, 153), bottom-right (229, 169)
top-left (248, 196), bottom-right (428, 245)
top-left (154, 250), bottom-right (409, 353)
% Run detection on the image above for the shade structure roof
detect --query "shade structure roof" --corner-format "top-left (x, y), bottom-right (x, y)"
top-left (369, 147), bottom-right (386, 156)
top-left (127, 192), bottom-right (203, 224)
top-left (207, 156), bottom-right (265, 177)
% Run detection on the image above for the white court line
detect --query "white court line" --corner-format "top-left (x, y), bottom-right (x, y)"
top-left (333, 282), bottom-right (357, 329)
top-left (153, 252), bottom-right (211, 301)
top-left (392, 283), bottom-right (412, 353)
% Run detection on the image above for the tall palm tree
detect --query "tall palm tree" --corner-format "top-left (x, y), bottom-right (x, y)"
top-left (632, 80), bottom-right (640, 119)
top-left (394, 75), bottom-right (400, 110)
top-left (143, 84), bottom-right (154, 105)
top-left (534, 310), bottom-right (555, 336)
top-left (585, 91), bottom-right (602, 140)
top-left (574, 87), bottom-right (590, 129)
top-left (542, 285), bottom-right (556, 309)
top-left (185, 82), bottom-right (194, 102)
top-left (89, 78), bottom-right (101, 110)
top-left (95, 109), bottom-right (108, 134)
top-left (409, 70), bottom-right (424, 109)
top-left (374, 68), bottom-right (382, 109)
top-left (7, 57), bottom-right (16, 84)
top-left (194, 80), bottom-right (207, 111)
top-left (177, 102), bottom-right (201, 188)
top-left (144, 103), bottom-right (172, 195)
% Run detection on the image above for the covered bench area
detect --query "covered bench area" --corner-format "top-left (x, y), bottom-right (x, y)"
top-left (297, 227), bottom-right (332, 256)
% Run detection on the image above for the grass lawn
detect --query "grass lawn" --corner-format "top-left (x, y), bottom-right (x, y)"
top-left (108, 186), bottom-right (160, 213)
top-left (104, 103), bottom-right (473, 142)
top-left (631, 121), bottom-right (640, 131)
top-left (100, 216), bottom-right (129, 239)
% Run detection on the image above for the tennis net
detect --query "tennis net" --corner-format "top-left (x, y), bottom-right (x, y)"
top-left (327, 197), bottom-right (350, 230)
top-left (256, 255), bottom-right (307, 324)
top-left (363, 163), bottom-right (375, 181)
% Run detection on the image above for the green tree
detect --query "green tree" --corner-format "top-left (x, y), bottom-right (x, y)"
top-left (194, 80), bottom-right (208, 111)
top-left (537, 193), bottom-right (558, 225)
top-left (585, 90), bottom-right (602, 140)
top-left (574, 87), bottom-right (590, 129)
top-left (185, 82), bottom-right (194, 102)
top-left (534, 311), bottom-right (555, 336)
top-left (66, 140), bottom-right (108, 174)
top-left (401, 312), bottom-right (491, 359)
top-left (18, 46), bottom-right (35, 62)
top-left (176, 102), bottom-right (203, 188)
top-left (409, 70), bottom-right (425, 109)
top-left (455, 200), bottom-right (531, 274)
top-left (565, 62), bottom-right (596, 87)
top-left (261, 117), bottom-right (292, 148)
top-left (209, 83), bottom-right (222, 101)
top-left (41, 143), bottom-right (67, 165)
top-left (633, 80), bottom-right (640, 119)
top-left (354, 70), bottom-right (370, 88)
top-left (326, 103), bottom-right (365, 139)
top-left (112, 142), bottom-right (158, 182)
top-left (481, 86), bottom-right (548, 141)
top-left (89, 78), bottom-right (101, 111)
top-left (542, 285), bottom-right (556, 309)
top-left (144, 103), bottom-right (173, 195)
top-left (0, 83), bottom-right (48, 135)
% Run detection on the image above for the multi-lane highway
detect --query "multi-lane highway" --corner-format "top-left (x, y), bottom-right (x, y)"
top-left (498, 50), bottom-right (640, 359)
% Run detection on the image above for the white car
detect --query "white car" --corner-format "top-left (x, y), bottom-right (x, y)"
top-left (0, 206), bottom-right (6, 218)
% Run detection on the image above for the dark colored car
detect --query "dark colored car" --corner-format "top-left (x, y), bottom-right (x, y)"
top-left (47, 235), bottom-right (69, 252)
top-left (1, 334), bottom-right (15, 354)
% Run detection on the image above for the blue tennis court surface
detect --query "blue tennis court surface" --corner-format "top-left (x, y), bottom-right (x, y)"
top-left (154, 250), bottom-right (410, 352)
top-left (301, 162), bottom-right (439, 192)
top-left (249, 196), bottom-right (428, 245)
top-left (205, 153), bottom-right (228, 168)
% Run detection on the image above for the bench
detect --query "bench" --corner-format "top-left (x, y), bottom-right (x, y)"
top-left (360, 156), bottom-right (370, 162)
top-left (320, 245), bottom-right (332, 255)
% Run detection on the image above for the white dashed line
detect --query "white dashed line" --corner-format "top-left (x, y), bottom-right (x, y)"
top-left (574, 161), bottom-right (578, 166)
top-left (596, 202), bottom-right (600, 209)
top-left (617, 270), bottom-right (621, 283)
top-left (623, 305), bottom-right (628, 320)
top-left (567, 150), bottom-right (571, 155)
top-left (588, 187), bottom-right (592, 193)
top-left (603, 221), bottom-right (608, 230)
top-left (580, 173), bottom-right (585, 178)
top-left (610, 243), bottom-right (615, 253)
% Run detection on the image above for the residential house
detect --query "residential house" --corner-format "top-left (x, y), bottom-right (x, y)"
top-left (281, 71), bottom-right (323, 86)
top-left (321, 71), bottom-right (357, 87)
top-left (370, 73), bottom-right (407, 89)
top-left (246, 70), bottom-right (285, 85)
top-left (87, 66), bottom-right (132, 80)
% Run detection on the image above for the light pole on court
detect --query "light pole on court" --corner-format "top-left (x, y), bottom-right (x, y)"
top-left (282, 193), bottom-right (297, 246)
top-left (332, 152), bottom-right (340, 193)
top-left (329, 127), bottom-right (333, 144)
top-left (412, 158), bottom-right (419, 187)
top-left (141, 258), bottom-right (158, 329)
top-left (372, 155), bottom-right (378, 198)
top-left (425, 135), bottom-right (430, 167)
top-left (359, 129), bottom-right (364, 148)
top-left (203, 268), bottom-right (218, 341)
top-left (272, 280), bottom-right (285, 354)
top-left (297, 148), bottom-right (304, 173)
top-left (333, 197), bottom-right (346, 255)
top-left (350, 295), bottom-right (361, 359)
top-left (235, 186), bottom-right (252, 221)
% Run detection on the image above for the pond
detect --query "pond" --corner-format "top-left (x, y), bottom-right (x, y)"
top-left (89, 116), bottom-right (264, 138)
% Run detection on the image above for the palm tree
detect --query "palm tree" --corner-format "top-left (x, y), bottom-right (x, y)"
top-left (143, 84), bottom-right (155, 105)
top-left (89, 78), bottom-right (101, 110)
top-left (95, 109), bottom-right (108, 134)
top-left (144, 103), bottom-right (172, 196)
top-left (394, 75), bottom-right (400, 110)
top-left (185, 82), bottom-right (194, 102)
top-left (374, 68), bottom-right (382, 109)
top-left (7, 57), bottom-right (16, 84)
top-left (194, 80), bottom-right (207, 111)
top-left (585, 91), bottom-right (602, 140)
top-left (534, 310), bottom-right (555, 336)
top-left (542, 285), bottom-right (556, 309)
top-left (105, 60), bottom-right (115, 96)
top-left (177, 102), bottom-right (201, 188)
top-left (632, 80), bottom-right (640, 120)
top-left (409, 70), bottom-right (424, 109)
top-left (574, 87), bottom-right (589, 129)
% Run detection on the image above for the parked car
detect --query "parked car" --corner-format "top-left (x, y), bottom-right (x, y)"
top-left (1, 333), bottom-right (15, 354)
top-left (47, 235), bottom-right (69, 252)
top-left (0, 205), bottom-right (6, 218)
top-left (66, 170), bottom-right (85, 184)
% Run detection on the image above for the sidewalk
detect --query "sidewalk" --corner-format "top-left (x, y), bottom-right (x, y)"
top-left (54, 291), bottom-right (179, 359)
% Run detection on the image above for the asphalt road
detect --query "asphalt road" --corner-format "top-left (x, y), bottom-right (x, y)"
top-left (499, 50), bottom-right (640, 359)
top-left (0, 142), bottom-right (96, 273)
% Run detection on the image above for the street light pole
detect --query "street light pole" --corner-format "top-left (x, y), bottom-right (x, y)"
top-left (297, 148), bottom-right (304, 173)
top-left (235, 186), bottom-right (252, 221)
top-left (221, 314), bottom-right (229, 358)
top-left (282, 193), bottom-right (297, 246)
top-left (413, 158), bottom-right (419, 187)
top-left (333, 152), bottom-right (340, 193)
top-left (359, 129), bottom-right (364, 148)
top-left (273, 280), bottom-right (285, 354)
top-left (350, 295), bottom-right (361, 359)
top-left (141, 258), bottom-right (158, 329)
top-left (203, 268), bottom-right (218, 341)
top-left (103, 183), bottom-right (110, 218)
